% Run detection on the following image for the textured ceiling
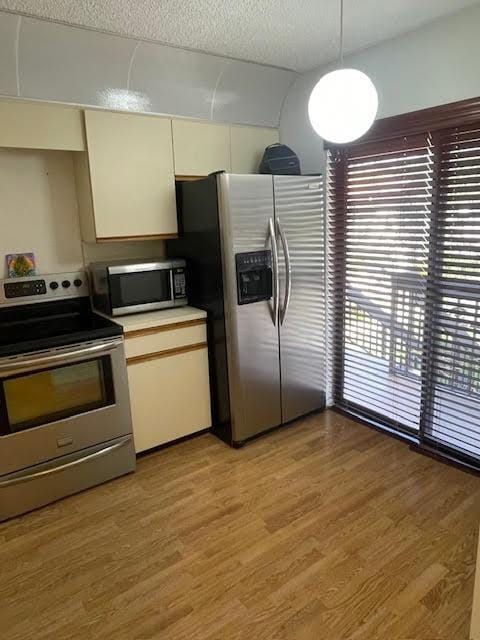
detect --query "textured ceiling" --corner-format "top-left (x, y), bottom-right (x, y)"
top-left (0, 0), bottom-right (479, 72)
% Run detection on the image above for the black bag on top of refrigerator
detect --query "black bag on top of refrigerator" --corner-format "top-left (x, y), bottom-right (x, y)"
top-left (259, 143), bottom-right (301, 175)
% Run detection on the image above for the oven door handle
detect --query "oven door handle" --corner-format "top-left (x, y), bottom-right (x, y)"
top-left (0, 339), bottom-right (122, 376)
top-left (0, 436), bottom-right (132, 488)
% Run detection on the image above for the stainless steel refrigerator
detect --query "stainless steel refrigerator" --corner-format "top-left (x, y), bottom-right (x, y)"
top-left (168, 173), bottom-right (326, 447)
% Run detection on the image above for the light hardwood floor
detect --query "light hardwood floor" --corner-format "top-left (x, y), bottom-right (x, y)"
top-left (1, 410), bottom-right (479, 640)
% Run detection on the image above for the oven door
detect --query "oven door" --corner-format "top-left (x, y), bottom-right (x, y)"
top-left (0, 338), bottom-right (133, 476)
top-left (108, 264), bottom-right (173, 315)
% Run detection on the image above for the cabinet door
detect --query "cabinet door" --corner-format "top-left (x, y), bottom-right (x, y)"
top-left (84, 110), bottom-right (177, 240)
top-left (172, 119), bottom-right (230, 176)
top-left (230, 126), bottom-right (279, 173)
top-left (128, 347), bottom-right (212, 453)
top-left (0, 100), bottom-right (84, 151)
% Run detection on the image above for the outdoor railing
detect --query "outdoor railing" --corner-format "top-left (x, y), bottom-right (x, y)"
top-left (345, 274), bottom-right (480, 397)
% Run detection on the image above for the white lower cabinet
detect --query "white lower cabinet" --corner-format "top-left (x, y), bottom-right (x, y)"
top-left (125, 320), bottom-right (211, 453)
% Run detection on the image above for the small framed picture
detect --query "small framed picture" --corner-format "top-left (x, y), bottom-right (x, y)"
top-left (6, 253), bottom-right (36, 278)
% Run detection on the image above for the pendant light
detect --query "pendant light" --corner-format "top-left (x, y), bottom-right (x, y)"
top-left (308, 0), bottom-right (378, 144)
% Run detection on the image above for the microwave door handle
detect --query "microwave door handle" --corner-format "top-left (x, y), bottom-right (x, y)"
top-left (267, 217), bottom-right (279, 326)
top-left (169, 269), bottom-right (174, 301)
top-left (0, 339), bottom-right (121, 377)
top-left (277, 218), bottom-right (292, 326)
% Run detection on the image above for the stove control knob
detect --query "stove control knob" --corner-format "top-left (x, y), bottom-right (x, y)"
top-left (62, 280), bottom-right (71, 289)
top-left (49, 281), bottom-right (59, 290)
top-left (73, 278), bottom-right (83, 287)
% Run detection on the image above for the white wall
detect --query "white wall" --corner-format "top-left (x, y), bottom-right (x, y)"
top-left (0, 10), bottom-right (295, 129)
top-left (82, 240), bottom-right (165, 265)
top-left (280, 3), bottom-right (480, 174)
top-left (0, 148), bottom-right (166, 277)
top-left (0, 148), bottom-right (83, 276)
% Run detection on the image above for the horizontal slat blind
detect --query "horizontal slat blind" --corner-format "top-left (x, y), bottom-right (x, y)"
top-left (329, 135), bottom-right (432, 433)
top-left (330, 121), bottom-right (480, 467)
top-left (423, 125), bottom-right (480, 460)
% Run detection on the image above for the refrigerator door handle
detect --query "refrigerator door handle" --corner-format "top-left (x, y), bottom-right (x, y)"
top-left (267, 217), bottom-right (279, 326)
top-left (277, 218), bottom-right (292, 325)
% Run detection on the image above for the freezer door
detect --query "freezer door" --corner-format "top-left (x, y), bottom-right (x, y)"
top-left (218, 174), bottom-right (282, 443)
top-left (274, 175), bottom-right (326, 423)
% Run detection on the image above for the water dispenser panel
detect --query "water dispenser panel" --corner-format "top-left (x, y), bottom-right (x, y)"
top-left (235, 250), bottom-right (273, 305)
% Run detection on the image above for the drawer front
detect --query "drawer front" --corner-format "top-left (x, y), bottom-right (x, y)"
top-left (124, 320), bottom-right (206, 360)
top-left (0, 435), bottom-right (135, 522)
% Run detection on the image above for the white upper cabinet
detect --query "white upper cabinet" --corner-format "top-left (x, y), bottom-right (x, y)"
top-left (172, 119), bottom-right (231, 176)
top-left (0, 100), bottom-right (85, 151)
top-left (79, 109), bottom-right (177, 241)
top-left (230, 125), bottom-right (279, 174)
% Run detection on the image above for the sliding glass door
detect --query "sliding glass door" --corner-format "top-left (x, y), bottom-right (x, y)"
top-left (329, 123), bottom-right (480, 465)
top-left (421, 125), bottom-right (480, 461)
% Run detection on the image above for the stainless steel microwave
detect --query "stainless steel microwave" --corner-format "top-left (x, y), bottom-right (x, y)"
top-left (89, 258), bottom-right (188, 316)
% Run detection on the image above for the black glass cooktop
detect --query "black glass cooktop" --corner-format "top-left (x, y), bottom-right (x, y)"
top-left (0, 297), bottom-right (122, 358)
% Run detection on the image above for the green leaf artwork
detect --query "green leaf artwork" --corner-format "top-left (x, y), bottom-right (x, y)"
top-left (6, 253), bottom-right (36, 278)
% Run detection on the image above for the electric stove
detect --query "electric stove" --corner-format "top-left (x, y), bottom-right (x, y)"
top-left (0, 271), bottom-right (135, 522)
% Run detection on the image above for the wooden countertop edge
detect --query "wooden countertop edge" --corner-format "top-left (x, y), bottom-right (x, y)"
top-left (126, 341), bottom-right (207, 365)
top-left (124, 317), bottom-right (206, 338)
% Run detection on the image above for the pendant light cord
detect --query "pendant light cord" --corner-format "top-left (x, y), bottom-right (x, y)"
top-left (339, 0), bottom-right (344, 67)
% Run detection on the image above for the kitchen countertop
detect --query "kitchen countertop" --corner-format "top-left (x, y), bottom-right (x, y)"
top-left (109, 306), bottom-right (207, 334)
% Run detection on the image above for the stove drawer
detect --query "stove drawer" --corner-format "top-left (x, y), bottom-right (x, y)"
top-left (0, 434), bottom-right (135, 522)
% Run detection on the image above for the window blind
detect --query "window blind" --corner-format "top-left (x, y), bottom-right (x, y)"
top-left (421, 125), bottom-right (480, 462)
top-left (329, 135), bottom-right (433, 434)
top-left (329, 124), bottom-right (480, 466)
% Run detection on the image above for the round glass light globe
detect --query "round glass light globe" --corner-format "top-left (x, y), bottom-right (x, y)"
top-left (308, 68), bottom-right (378, 144)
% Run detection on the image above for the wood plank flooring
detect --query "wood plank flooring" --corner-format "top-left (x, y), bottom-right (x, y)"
top-left (1, 410), bottom-right (479, 640)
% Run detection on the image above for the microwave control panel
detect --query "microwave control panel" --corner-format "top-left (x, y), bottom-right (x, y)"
top-left (173, 267), bottom-right (187, 299)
